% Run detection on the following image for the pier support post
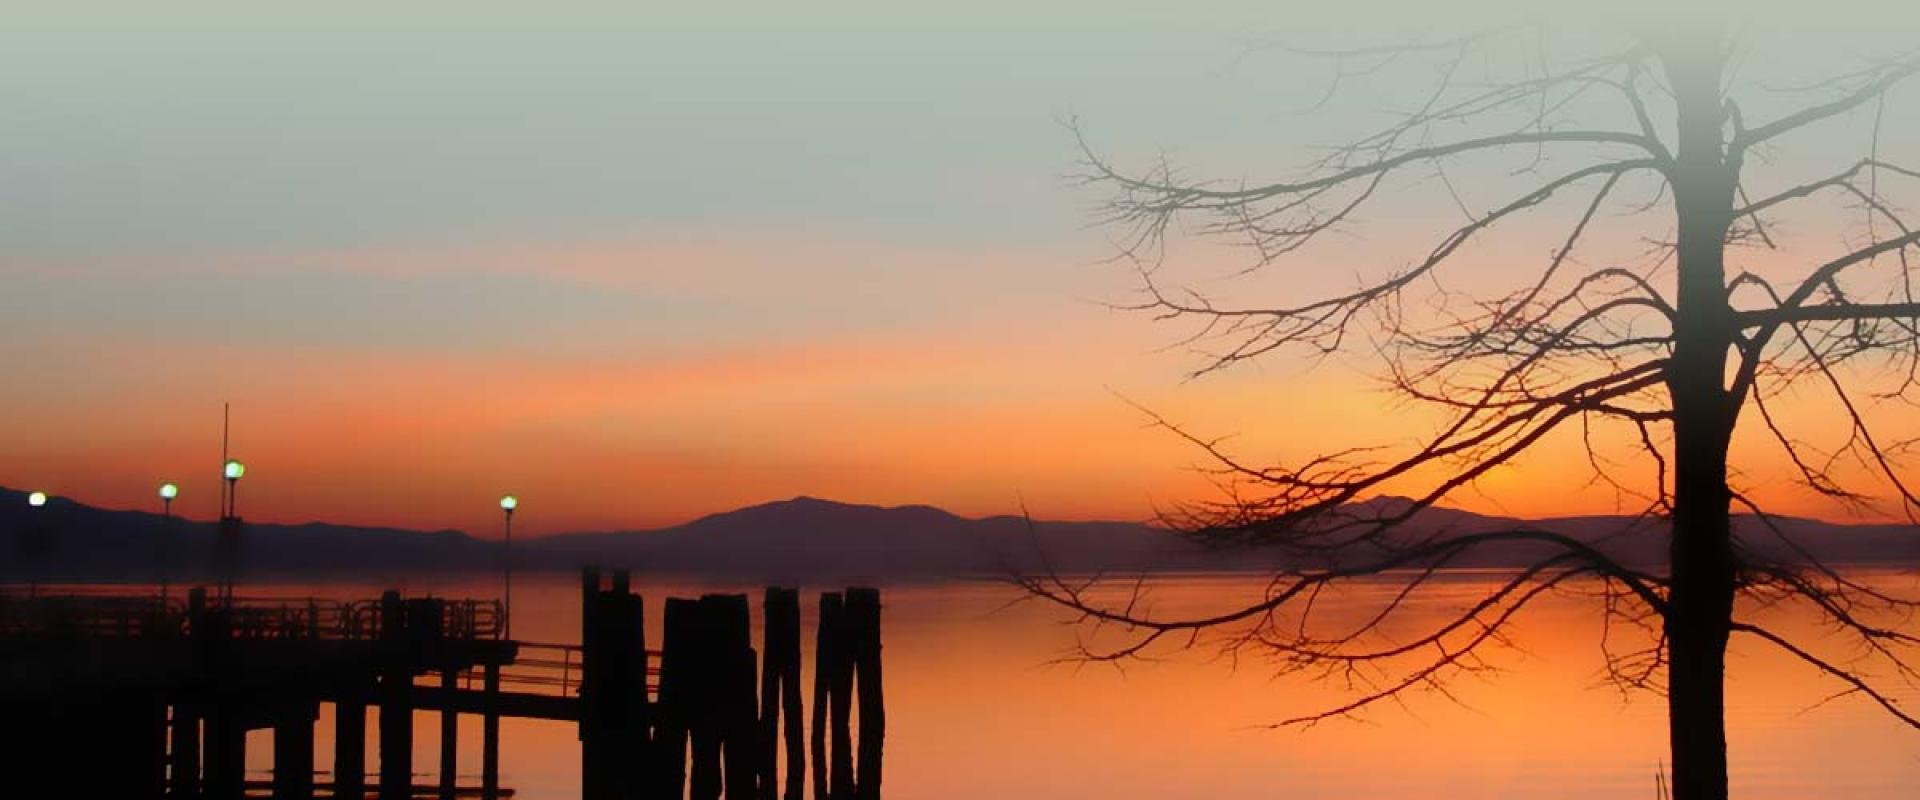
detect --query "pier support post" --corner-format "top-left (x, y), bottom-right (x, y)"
top-left (378, 592), bottom-right (413, 800)
top-left (170, 703), bottom-right (201, 800)
top-left (846, 589), bottom-right (884, 800)
top-left (810, 592), bottom-right (852, 800)
top-left (203, 705), bottom-right (247, 800)
top-left (579, 568), bottom-right (649, 800)
top-left (439, 669), bottom-right (458, 800)
top-left (712, 594), bottom-right (757, 800)
top-left (655, 596), bottom-right (697, 799)
top-left (759, 588), bottom-right (804, 800)
top-left (143, 695), bottom-right (172, 800)
top-left (335, 699), bottom-right (367, 800)
top-left (482, 662), bottom-right (501, 800)
top-left (579, 569), bottom-right (609, 800)
top-left (273, 701), bottom-right (319, 800)
top-left (621, 578), bottom-right (651, 796)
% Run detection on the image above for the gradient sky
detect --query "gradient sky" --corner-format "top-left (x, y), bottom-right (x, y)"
top-left (4, 2), bottom-right (1917, 535)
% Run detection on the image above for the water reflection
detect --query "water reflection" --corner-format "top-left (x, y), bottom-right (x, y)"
top-left (158, 571), bottom-right (1920, 799)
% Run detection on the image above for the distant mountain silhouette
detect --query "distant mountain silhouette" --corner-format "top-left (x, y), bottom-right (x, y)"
top-left (2, 488), bottom-right (1913, 582)
top-left (535, 495), bottom-right (1920, 581)
top-left (0, 487), bottom-right (492, 582)
top-left (534, 495), bottom-right (1182, 581)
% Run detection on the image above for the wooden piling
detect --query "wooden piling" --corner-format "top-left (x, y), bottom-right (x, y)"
top-left (656, 596), bottom-right (698, 799)
top-left (273, 701), bottom-right (318, 800)
top-left (335, 700), bottom-right (367, 800)
top-left (707, 594), bottom-right (757, 800)
top-left (91, 692), bottom-right (170, 798)
top-left (579, 568), bottom-right (649, 800)
top-left (169, 703), bottom-right (201, 800)
top-left (827, 596), bottom-right (855, 800)
top-left (759, 588), bottom-right (804, 800)
top-left (378, 592), bottom-right (413, 800)
top-left (806, 589), bottom-right (882, 800)
top-left (846, 589), bottom-right (884, 800)
top-left (810, 592), bottom-right (846, 800)
top-left (579, 569), bottom-right (609, 800)
top-left (142, 694), bottom-right (172, 800)
top-left (687, 594), bottom-right (743, 800)
top-left (439, 669), bottom-right (459, 800)
top-left (203, 705), bottom-right (247, 800)
top-left (622, 581), bottom-right (651, 796)
top-left (481, 662), bottom-right (501, 800)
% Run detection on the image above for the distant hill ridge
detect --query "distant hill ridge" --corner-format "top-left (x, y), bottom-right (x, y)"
top-left (1, 488), bottom-right (1914, 582)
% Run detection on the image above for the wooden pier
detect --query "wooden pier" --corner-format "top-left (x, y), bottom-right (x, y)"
top-left (0, 571), bottom-right (883, 800)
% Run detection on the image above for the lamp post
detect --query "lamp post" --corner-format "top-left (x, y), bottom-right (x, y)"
top-left (499, 495), bottom-right (518, 639)
top-left (24, 492), bottom-right (48, 595)
top-left (158, 483), bottom-right (179, 601)
top-left (220, 460), bottom-right (245, 602)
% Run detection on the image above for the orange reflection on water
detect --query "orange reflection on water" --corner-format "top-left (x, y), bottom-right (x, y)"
top-left (223, 572), bottom-right (1918, 800)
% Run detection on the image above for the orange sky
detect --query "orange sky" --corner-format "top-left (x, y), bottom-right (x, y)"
top-left (4, 233), bottom-right (1913, 537)
top-left (3, 12), bottom-right (1916, 537)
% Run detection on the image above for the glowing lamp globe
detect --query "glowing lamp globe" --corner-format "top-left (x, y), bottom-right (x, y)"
top-left (500, 495), bottom-right (519, 512)
top-left (224, 460), bottom-right (246, 480)
top-left (27, 491), bottom-right (48, 507)
top-left (159, 483), bottom-right (180, 501)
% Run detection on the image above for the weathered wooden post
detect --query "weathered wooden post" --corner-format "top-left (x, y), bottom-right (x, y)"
top-left (94, 691), bottom-right (172, 799)
top-left (142, 694), bottom-right (172, 800)
top-left (272, 701), bottom-right (319, 800)
top-left (580, 568), bottom-right (649, 800)
top-left (170, 701), bottom-right (202, 800)
top-left (711, 594), bottom-right (757, 800)
top-left (171, 587), bottom-right (210, 800)
top-left (335, 699), bottom-right (368, 800)
top-left (378, 592), bottom-right (413, 800)
top-left (845, 589), bottom-right (884, 800)
top-left (439, 667), bottom-right (459, 800)
top-left (201, 590), bottom-right (246, 800)
top-left (619, 576), bottom-right (651, 797)
top-left (655, 596), bottom-right (698, 799)
top-left (758, 588), bottom-right (804, 800)
top-left (203, 705), bottom-right (247, 800)
top-left (809, 592), bottom-right (846, 800)
top-left (579, 569), bottom-right (608, 800)
top-left (481, 661), bottom-right (501, 800)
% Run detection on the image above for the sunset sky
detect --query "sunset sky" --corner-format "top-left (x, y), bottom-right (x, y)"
top-left (4, 3), bottom-right (1916, 535)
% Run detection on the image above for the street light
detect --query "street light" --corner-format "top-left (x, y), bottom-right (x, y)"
top-left (499, 495), bottom-right (518, 638)
top-left (223, 460), bottom-right (245, 518)
top-left (22, 492), bottom-right (49, 594)
top-left (219, 460), bottom-right (246, 602)
top-left (158, 483), bottom-right (179, 602)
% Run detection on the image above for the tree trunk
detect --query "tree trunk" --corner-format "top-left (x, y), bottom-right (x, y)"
top-left (1659, 34), bottom-right (1739, 800)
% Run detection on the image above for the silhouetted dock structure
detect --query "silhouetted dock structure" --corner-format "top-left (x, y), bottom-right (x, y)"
top-left (0, 570), bottom-right (883, 800)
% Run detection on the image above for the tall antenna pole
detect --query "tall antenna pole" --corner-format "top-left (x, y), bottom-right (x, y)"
top-left (220, 402), bottom-right (231, 517)
top-left (218, 402), bottom-right (235, 602)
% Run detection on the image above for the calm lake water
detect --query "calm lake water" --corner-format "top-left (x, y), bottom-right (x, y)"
top-left (171, 571), bottom-right (1920, 798)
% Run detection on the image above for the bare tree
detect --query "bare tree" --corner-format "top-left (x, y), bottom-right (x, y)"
top-left (1024, 24), bottom-right (1920, 800)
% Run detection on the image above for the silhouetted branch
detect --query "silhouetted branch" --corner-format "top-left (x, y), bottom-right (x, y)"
top-left (1033, 28), bottom-right (1920, 747)
top-left (1734, 55), bottom-right (1920, 150)
top-left (1731, 622), bottom-right (1920, 728)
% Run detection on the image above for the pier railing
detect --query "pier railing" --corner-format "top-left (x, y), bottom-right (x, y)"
top-left (0, 588), bottom-right (503, 641)
top-left (450, 640), bottom-right (662, 698)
